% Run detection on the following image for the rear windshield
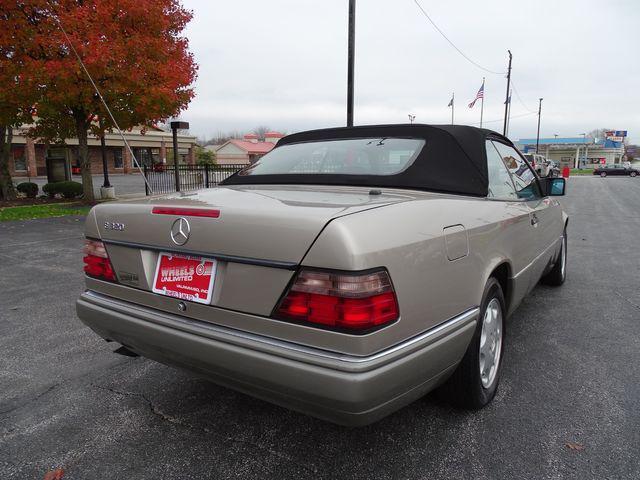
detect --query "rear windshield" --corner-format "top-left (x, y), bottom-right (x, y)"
top-left (237, 138), bottom-right (425, 176)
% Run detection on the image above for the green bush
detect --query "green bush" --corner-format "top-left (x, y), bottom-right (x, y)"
top-left (42, 182), bottom-right (57, 198)
top-left (43, 181), bottom-right (83, 199)
top-left (16, 182), bottom-right (39, 198)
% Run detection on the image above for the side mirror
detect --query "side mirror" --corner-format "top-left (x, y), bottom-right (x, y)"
top-left (541, 177), bottom-right (566, 196)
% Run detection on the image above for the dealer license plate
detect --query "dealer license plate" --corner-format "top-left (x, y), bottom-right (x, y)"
top-left (152, 253), bottom-right (217, 305)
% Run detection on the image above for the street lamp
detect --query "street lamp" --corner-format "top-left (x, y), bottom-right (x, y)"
top-left (408, 114), bottom-right (416, 124)
top-left (553, 134), bottom-right (558, 139)
top-left (171, 120), bottom-right (189, 192)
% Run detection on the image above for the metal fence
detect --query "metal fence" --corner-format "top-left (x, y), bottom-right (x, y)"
top-left (143, 164), bottom-right (248, 195)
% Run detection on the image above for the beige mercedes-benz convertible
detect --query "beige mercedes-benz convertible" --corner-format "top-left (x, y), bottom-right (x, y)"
top-left (76, 124), bottom-right (568, 425)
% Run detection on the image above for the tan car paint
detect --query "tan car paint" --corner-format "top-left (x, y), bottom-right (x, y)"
top-left (82, 184), bottom-right (564, 358)
top-left (77, 181), bottom-right (566, 425)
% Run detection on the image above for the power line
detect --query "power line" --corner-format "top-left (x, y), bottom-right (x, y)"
top-left (412, 0), bottom-right (505, 75)
top-left (510, 80), bottom-right (536, 113)
top-left (470, 111), bottom-right (536, 126)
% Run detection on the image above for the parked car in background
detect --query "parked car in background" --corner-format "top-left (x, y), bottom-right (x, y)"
top-left (593, 164), bottom-right (639, 177)
top-left (76, 124), bottom-right (568, 426)
top-left (547, 160), bottom-right (561, 177)
top-left (523, 153), bottom-right (554, 177)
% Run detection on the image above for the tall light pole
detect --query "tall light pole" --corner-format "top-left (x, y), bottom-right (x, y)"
top-left (171, 120), bottom-right (189, 192)
top-left (535, 97), bottom-right (543, 154)
top-left (580, 132), bottom-right (588, 169)
top-left (346, 0), bottom-right (356, 127)
top-left (408, 114), bottom-right (415, 124)
top-left (502, 50), bottom-right (512, 135)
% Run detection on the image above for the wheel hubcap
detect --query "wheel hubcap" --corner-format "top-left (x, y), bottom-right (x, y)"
top-left (479, 298), bottom-right (503, 388)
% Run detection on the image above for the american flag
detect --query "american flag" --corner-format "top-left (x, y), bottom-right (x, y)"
top-left (468, 82), bottom-right (484, 108)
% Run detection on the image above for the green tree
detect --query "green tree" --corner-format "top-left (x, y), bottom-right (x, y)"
top-left (196, 146), bottom-right (216, 166)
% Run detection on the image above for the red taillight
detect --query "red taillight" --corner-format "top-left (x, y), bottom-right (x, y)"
top-left (151, 206), bottom-right (220, 218)
top-left (275, 269), bottom-right (399, 331)
top-left (83, 239), bottom-right (116, 282)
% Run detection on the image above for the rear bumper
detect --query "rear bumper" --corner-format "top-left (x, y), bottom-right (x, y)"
top-left (76, 291), bottom-right (477, 426)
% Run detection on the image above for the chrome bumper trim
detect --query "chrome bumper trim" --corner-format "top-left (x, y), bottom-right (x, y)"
top-left (81, 290), bottom-right (477, 365)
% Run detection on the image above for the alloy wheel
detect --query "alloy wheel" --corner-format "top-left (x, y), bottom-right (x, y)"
top-left (479, 298), bottom-right (503, 389)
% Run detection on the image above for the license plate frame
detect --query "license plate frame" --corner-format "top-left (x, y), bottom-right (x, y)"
top-left (152, 252), bottom-right (217, 305)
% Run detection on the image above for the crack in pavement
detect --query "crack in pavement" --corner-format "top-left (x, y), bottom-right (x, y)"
top-left (0, 384), bottom-right (59, 417)
top-left (90, 383), bottom-right (319, 474)
top-left (615, 291), bottom-right (640, 311)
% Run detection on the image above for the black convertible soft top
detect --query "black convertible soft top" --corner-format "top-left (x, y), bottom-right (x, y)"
top-left (221, 124), bottom-right (515, 197)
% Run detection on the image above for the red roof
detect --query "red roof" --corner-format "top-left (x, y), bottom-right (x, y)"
top-left (265, 131), bottom-right (284, 138)
top-left (243, 133), bottom-right (259, 139)
top-left (228, 139), bottom-right (275, 154)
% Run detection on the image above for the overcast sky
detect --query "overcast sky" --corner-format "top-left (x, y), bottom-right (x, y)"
top-left (179, 0), bottom-right (639, 143)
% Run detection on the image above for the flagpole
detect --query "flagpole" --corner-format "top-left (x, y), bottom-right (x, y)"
top-left (451, 92), bottom-right (454, 125)
top-left (480, 77), bottom-right (485, 128)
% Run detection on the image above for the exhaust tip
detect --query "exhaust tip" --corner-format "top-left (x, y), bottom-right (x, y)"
top-left (114, 345), bottom-right (139, 358)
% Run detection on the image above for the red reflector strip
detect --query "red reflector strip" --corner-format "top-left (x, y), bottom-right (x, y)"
top-left (152, 207), bottom-right (220, 218)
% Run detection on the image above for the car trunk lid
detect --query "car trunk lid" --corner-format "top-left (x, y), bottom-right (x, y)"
top-left (92, 185), bottom-right (410, 264)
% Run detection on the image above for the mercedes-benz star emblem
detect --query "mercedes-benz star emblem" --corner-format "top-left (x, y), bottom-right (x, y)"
top-left (170, 217), bottom-right (191, 246)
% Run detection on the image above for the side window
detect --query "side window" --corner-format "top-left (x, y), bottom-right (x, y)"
top-left (485, 140), bottom-right (517, 200)
top-left (491, 141), bottom-right (541, 200)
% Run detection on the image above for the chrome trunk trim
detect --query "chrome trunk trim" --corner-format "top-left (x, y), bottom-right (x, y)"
top-left (99, 238), bottom-right (298, 270)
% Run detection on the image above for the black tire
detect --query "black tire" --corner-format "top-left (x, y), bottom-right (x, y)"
top-left (437, 278), bottom-right (505, 409)
top-left (541, 229), bottom-right (567, 286)
top-left (630, 171), bottom-right (637, 177)
top-left (600, 171), bottom-right (607, 177)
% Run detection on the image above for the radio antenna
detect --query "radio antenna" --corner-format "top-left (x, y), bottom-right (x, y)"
top-left (53, 15), bottom-right (154, 194)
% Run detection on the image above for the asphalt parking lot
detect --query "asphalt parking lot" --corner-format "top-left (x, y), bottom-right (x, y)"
top-left (1, 177), bottom-right (639, 479)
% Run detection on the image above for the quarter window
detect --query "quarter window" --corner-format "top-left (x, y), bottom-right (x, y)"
top-left (491, 141), bottom-right (541, 200)
top-left (485, 141), bottom-right (517, 200)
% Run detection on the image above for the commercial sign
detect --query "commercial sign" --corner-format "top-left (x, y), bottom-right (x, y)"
top-left (605, 130), bottom-right (627, 141)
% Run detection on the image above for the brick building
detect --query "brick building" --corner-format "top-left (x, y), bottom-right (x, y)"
top-left (215, 131), bottom-right (284, 165)
top-left (8, 125), bottom-right (197, 181)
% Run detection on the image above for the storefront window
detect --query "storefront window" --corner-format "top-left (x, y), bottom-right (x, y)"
top-left (165, 148), bottom-right (188, 165)
top-left (132, 147), bottom-right (160, 167)
top-left (114, 149), bottom-right (123, 168)
top-left (13, 147), bottom-right (27, 171)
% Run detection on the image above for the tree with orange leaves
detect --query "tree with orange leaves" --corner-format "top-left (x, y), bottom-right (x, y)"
top-left (2, 0), bottom-right (197, 201)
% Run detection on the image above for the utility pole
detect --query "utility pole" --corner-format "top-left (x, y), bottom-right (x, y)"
top-left (505, 88), bottom-right (512, 136)
top-left (535, 98), bottom-right (543, 154)
top-left (502, 50), bottom-right (512, 136)
top-left (346, 0), bottom-right (356, 127)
